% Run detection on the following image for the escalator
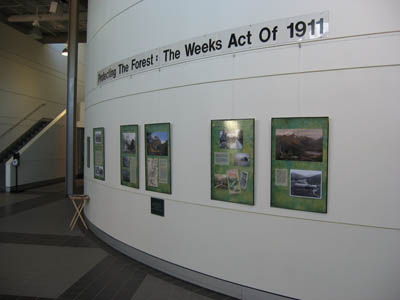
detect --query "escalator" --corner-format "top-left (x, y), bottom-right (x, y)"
top-left (0, 118), bottom-right (52, 164)
top-left (0, 118), bottom-right (52, 191)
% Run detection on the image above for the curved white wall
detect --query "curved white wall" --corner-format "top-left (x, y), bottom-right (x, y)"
top-left (85, 1), bottom-right (400, 299)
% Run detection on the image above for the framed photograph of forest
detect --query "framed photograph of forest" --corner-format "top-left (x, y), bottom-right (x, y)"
top-left (211, 119), bottom-right (255, 205)
top-left (271, 117), bottom-right (329, 213)
top-left (145, 123), bottom-right (171, 194)
top-left (120, 125), bottom-right (139, 189)
top-left (93, 127), bottom-right (105, 180)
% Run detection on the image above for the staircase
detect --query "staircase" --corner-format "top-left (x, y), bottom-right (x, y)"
top-left (0, 118), bottom-right (52, 164)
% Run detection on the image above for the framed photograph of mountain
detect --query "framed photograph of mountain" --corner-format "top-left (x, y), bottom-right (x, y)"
top-left (93, 127), bottom-right (105, 180)
top-left (271, 117), bottom-right (329, 213)
top-left (211, 119), bottom-right (255, 205)
top-left (145, 123), bottom-right (171, 194)
top-left (120, 125), bottom-right (139, 189)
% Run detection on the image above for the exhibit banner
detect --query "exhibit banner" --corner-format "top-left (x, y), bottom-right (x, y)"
top-left (93, 127), bottom-right (105, 180)
top-left (270, 117), bottom-right (329, 213)
top-left (211, 119), bottom-right (255, 205)
top-left (98, 11), bottom-right (329, 86)
top-left (120, 125), bottom-right (139, 189)
top-left (145, 123), bottom-right (171, 194)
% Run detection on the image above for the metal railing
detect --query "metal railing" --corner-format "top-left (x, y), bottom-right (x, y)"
top-left (0, 103), bottom-right (46, 140)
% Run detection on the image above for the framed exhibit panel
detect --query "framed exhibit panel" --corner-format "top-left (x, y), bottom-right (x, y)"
top-left (145, 123), bottom-right (171, 194)
top-left (211, 119), bottom-right (255, 205)
top-left (271, 117), bottom-right (329, 213)
top-left (93, 127), bottom-right (105, 180)
top-left (120, 125), bottom-right (139, 189)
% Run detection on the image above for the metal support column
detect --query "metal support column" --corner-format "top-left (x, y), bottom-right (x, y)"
top-left (66, 0), bottom-right (79, 195)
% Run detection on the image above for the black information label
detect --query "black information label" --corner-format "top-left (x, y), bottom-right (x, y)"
top-left (87, 136), bottom-right (90, 168)
top-left (151, 197), bottom-right (164, 217)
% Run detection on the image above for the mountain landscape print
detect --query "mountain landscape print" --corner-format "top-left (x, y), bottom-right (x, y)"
top-left (276, 128), bottom-right (323, 162)
top-left (290, 169), bottom-right (322, 199)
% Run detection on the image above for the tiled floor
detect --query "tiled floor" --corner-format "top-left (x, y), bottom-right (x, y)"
top-left (0, 182), bottom-right (237, 300)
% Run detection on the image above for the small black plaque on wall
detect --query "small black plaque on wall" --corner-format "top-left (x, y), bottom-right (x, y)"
top-left (87, 136), bottom-right (90, 168)
top-left (151, 197), bottom-right (164, 217)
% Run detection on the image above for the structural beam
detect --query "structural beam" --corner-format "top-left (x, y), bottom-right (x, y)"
top-left (66, 0), bottom-right (79, 196)
top-left (41, 32), bottom-right (86, 44)
top-left (8, 12), bottom-right (87, 23)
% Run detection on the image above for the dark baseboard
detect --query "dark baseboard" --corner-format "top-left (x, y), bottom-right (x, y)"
top-left (6, 177), bottom-right (65, 193)
top-left (85, 216), bottom-right (295, 300)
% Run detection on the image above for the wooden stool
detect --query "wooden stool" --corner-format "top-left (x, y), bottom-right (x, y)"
top-left (69, 194), bottom-right (89, 230)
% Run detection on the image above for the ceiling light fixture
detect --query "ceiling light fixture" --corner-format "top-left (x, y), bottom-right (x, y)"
top-left (28, 7), bottom-right (43, 40)
top-left (28, 26), bottom-right (43, 40)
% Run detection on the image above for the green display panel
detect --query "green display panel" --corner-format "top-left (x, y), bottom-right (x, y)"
top-left (93, 127), bottom-right (105, 180)
top-left (271, 117), bottom-right (329, 213)
top-left (211, 119), bottom-right (255, 205)
top-left (120, 125), bottom-right (139, 189)
top-left (145, 123), bottom-right (171, 194)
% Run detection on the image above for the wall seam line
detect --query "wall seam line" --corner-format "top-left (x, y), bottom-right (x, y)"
top-left (0, 52), bottom-right (85, 86)
top-left (85, 63), bottom-right (400, 111)
top-left (85, 176), bottom-right (400, 232)
top-left (85, 29), bottom-right (400, 96)
top-left (0, 45), bottom-right (86, 69)
top-left (87, 0), bottom-right (145, 44)
top-left (0, 87), bottom-right (67, 106)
